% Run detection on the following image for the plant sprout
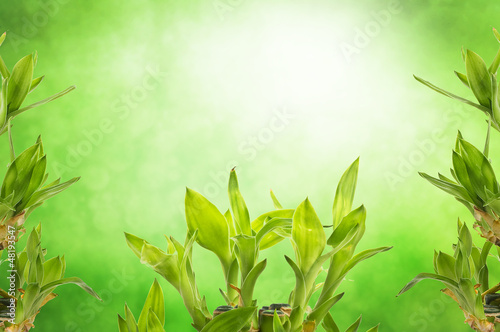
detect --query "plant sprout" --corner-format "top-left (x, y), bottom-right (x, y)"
top-left (124, 159), bottom-right (391, 331)
top-left (398, 28), bottom-right (500, 332)
top-left (0, 32), bottom-right (100, 331)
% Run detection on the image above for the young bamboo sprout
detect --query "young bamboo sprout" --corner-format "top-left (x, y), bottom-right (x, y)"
top-left (123, 159), bottom-right (390, 331)
top-left (0, 32), bottom-right (100, 331)
top-left (399, 28), bottom-right (500, 332)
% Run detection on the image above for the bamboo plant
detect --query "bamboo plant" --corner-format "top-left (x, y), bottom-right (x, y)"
top-left (0, 32), bottom-right (100, 331)
top-left (123, 159), bottom-right (391, 331)
top-left (398, 28), bottom-right (500, 332)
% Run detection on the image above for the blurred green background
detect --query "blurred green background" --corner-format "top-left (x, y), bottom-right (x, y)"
top-left (0, 0), bottom-right (499, 331)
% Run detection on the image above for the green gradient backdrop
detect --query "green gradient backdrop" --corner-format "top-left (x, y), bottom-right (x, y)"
top-left (0, 0), bottom-right (499, 331)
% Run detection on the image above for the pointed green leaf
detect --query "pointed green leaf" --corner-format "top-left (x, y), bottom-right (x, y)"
top-left (255, 217), bottom-right (291, 248)
top-left (0, 32), bottom-right (5, 47)
top-left (270, 189), bottom-right (283, 209)
top-left (414, 75), bottom-right (491, 115)
top-left (147, 309), bottom-right (165, 332)
top-left (466, 50), bottom-right (492, 108)
top-left (292, 198), bottom-right (326, 274)
top-left (42, 256), bottom-right (63, 286)
top-left (241, 259), bottom-right (267, 306)
top-left (185, 188), bottom-right (231, 266)
top-left (273, 310), bottom-right (286, 332)
top-left (341, 246), bottom-right (392, 276)
top-left (124, 304), bottom-right (139, 332)
top-left (419, 172), bottom-right (475, 203)
top-left (40, 277), bottom-right (101, 301)
top-left (29, 76), bottom-right (44, 93)
top-left (118, 314), bottom-right (128, 332)
top-left (346, 316), bottom-right (362, 332)
top-left (366, 324), bottom-right (380, 332)
top-left (138, 279), bottom-right (165, 331)
top-left (125, 232), bottom-right (145, 258)
top-left (308, 292), bottom-right (344, 323)
top-left (24, 176), bottom-right (80, 208)
top-left (398, 273), bottom-right (459, 296)
top-left (454, 71), bottom-right (470, 87)
top-left (322, 313), bottom-right (340, 332)
top-left (328, 205), bottom-right (365, 247)
top-left (332, 158), bottom-right (359, 228)
top-left (436, 252), bottom-right (456, 281)
top-left (459, 223), bottom-right (473, 257)
top-left (285, 255), bottom-right (306, 308)
top-left (7, 54), bottom-right (33, 112)
top-left (140, 243), bottom-right (180, 291)
top-left (9, 85), bottom-right (76, 118)
top-left (228, 169), bottom-right (251, 235)
top-left (200, 306), bottom-right (257, 332)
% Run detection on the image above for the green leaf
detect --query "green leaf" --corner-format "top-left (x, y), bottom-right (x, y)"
top-left (9, 85), bottom-right (76, 118)
top-left (494, 28), bottom-right (500, 43)
top-left (40, 277), bottom-right (101, 301)
top-left (138, 279), bottom-right (165, 331)
top-left (125, 232), bottom-right (145, 258)
top-left (414, 75), bottom-right (491, 115)
top-left (118, 314), bottom-right (128, 332)
top-left (24, 176), bottom-right (80, 209)
top-left (29, 76), bottom-right (44, 93)
top-left (285, 255), bottom-right (306, 308)
top-left (270, 189), bottom-right (283, 209)
top-left (466, 50), bottom-right (493, 108)
top-left (341, 246), bottom-right (392, 276)
top-left (42, 256), bottom-right (63, 286)
top-left (228, 169), bottom-right (251, 236)
top-left (459, 139), bottom-right (498, 198)
top-left (147, 309), bottom-right (165, 332)
top-left (22, 283), bottom-right (41, 318)
top-left (251, 209), bottom-right (294, 232)
top-left (345, 316), bottom-right (362, 332)
top-left (273, 310), bottom-right (286, 332)
top-left (7, 54), bottom-right (34, 113)
top-left (292, 198), bottom-right (326, 274)
top-left (452, 151), bottom-right (477, 203)
top-left (255, 217), bottom-right (291, 248)
top-left (124, 304), bottom-right (139, 332)
top-left (419, 172), bottom-right (474, 203)
top-left (328, 205), bottom-right (365, 247)
top-left (139, 243), bottom-right (181, 291)
top-left (332, 158), bottom-right (359, 228)
top-left (398, 273), bottom-right (459, 296)
top-left (307, 292), bottom-right (344, 323)
top-left (454, 71), bottom-right (470, 87)
top-left (0, 56), bottom-right (9, 80)
top-left (200, 306), bottom-right (257, 332)
top-left (232, 234), bottom-right (256, 280)
top-left (0, 32), bottom-right (5, 47)
top-left (185, 188), bottom-right (231, 267)
top-left (458, 278), bottom-right (477, 314)
top-left (366, 324), bottom-right (380, 332)
top-left (435, 252), bottom-right (456, 281)
top-left (240, 259), bottom-right (267, 306)
top-left (458, 223), bottom-right (473, 257)
top-left (322, 313), bottom-right (340, 332)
